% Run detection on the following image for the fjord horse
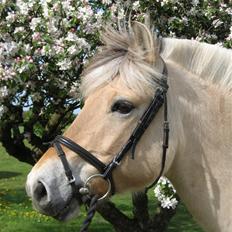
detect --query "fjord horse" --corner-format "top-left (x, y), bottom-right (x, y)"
top-left (26, 21), bottom-right (232, 232)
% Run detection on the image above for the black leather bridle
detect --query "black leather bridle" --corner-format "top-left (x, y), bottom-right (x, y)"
top-left (51, 68), bottom-right (169, 201)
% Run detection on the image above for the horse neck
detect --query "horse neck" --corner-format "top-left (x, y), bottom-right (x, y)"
top-left (165, 61), bottom-right (232, 232)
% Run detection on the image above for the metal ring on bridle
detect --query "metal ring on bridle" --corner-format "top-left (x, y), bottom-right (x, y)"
top-left (83, 174), bottom-right (112, 201)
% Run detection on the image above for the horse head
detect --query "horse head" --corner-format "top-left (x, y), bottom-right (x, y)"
top-left (25, 21), bottom-right (176, 221)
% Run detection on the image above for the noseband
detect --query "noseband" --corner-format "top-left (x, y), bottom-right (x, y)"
top-left (52, 69), bottom-right (169, 201)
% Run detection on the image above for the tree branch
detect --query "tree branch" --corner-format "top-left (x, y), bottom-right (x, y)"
top-left (97, 200), bottom-right (139, 232)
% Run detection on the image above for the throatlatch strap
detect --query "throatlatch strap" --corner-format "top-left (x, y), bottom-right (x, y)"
top-left (145, 91), bottom-right (169, 192)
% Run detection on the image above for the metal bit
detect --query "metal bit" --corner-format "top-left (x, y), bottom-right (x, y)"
top-left (79, 187), bottom-right (89, 195)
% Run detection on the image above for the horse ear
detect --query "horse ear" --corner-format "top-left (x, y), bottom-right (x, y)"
top-left (132, 21), bottom-right (156, 64)
top-left (132, 21), bottom-right (163, 69)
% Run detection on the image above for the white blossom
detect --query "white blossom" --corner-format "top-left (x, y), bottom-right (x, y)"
top-left (24, 44), bottom-right (32, 53)
top-left (47, 19), bottom-right (58, 34)
top-left (14, 26), bottom-right (25, 34)
top-left (154, 177), bottom-right (178, 209)
top-left (16, 0), bottom-right (32, 15)
top-left (76, 38), bottom-right (90, 51)
top-left (212, 19), bottom-right (223, 28)
top-left (67, 45), bottom-right (78, 55)
top-left (132, 1), bottom-right (140, 11)
top-left (17, 64), bottom-right (29, 74)
top-left (169, 31), bottom-right (176, 37)
top-left (57, 58), bottom-right (72, 70)
top-left (192, 0), bottom-right (199, 6)
top-left (65, 32), bottom-right (79, 42)
top-left (118, 8), bottom-right (125, 20)
top-left (181, 16), bottom-right (188, 25)
top-left (0, 86), bottom-right (8, 98)
top-left (0, 105), bottom-right (5, 118)
top-left (30, 18), bottom-right (42, 31)
top-left (69, 81), bottom-right (81, 98)
top-left (226, 26), bottom-right (232, 41)
top-left (62, 0), bottom-right (74, 12)
top-left (225, 7), bottom-right (232, 16)
top-left (161, 197), bottom-right (178, 209)
top-left (161, 0), bottom-right (170, 7)
top-left (101, 0), bottom-right (112, 5)
top-left (6, 12), bottom-right (17, 22)
top-left (40, 0), bottom-right (50, 18)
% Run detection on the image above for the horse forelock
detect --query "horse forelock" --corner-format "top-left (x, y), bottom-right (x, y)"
top-left (81, 21), bottom-right (165, 98)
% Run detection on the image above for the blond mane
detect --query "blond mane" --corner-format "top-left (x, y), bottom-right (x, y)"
top-left (161, 38), bottom-right (232, 92)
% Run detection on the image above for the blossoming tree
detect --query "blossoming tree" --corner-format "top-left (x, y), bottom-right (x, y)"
top-left (0, 0), bottom-right (111, 164)
top-left (0, 0), bottom-right (231, 231)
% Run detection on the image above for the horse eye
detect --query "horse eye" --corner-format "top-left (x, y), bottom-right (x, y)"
top-left (111, 100), bottom-right (135, 114)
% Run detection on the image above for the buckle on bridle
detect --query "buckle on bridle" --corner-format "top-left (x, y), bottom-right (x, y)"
top-left (68, 175), bottom-right (76, 184)
top-left (112, 156), bottom-right (120, 166)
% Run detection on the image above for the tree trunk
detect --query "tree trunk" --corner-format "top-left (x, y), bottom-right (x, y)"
top-left (97, 191), bottom-right (177, 232)
top-left (0, 123), bottom-right (36, 165)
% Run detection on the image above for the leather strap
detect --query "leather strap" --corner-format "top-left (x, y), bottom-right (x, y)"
top-left (53, 135), bottom-right (106, 173)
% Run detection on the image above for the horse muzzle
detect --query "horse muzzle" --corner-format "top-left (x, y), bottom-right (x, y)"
top-left (25, 162), bottom-right (112, 222)
top-left (25, 166), bottom-right (83, 221)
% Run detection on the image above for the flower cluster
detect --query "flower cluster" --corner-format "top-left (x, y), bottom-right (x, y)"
top-left (154, 177), bottom-right (178, 209)
top-left (138, 1), bottom-right (231, 48)
top-left (0, 0), bottom-right (126, 165)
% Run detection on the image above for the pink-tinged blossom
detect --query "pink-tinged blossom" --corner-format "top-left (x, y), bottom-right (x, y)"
top-left (1, 41), bottom-right (18, 56)
top-left (78, 5), bottom-right (93, 23)
top-left (32, 32), bottom-right (41, 41)
top-left (0, 65), bottom-right (16, 80)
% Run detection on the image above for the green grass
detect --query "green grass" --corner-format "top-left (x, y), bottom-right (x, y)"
top-left (0, 145), bottom-right (203, 232)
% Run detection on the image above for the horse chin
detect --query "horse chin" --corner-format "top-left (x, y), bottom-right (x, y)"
top-left (53, 198), bottom-right (81, 222)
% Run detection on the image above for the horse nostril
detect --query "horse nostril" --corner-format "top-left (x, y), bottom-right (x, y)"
top-left (34, 181), bottom-right (48, 204)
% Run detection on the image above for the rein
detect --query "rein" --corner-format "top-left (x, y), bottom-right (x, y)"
top-left (51, 68), bottom-right (169, 231)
